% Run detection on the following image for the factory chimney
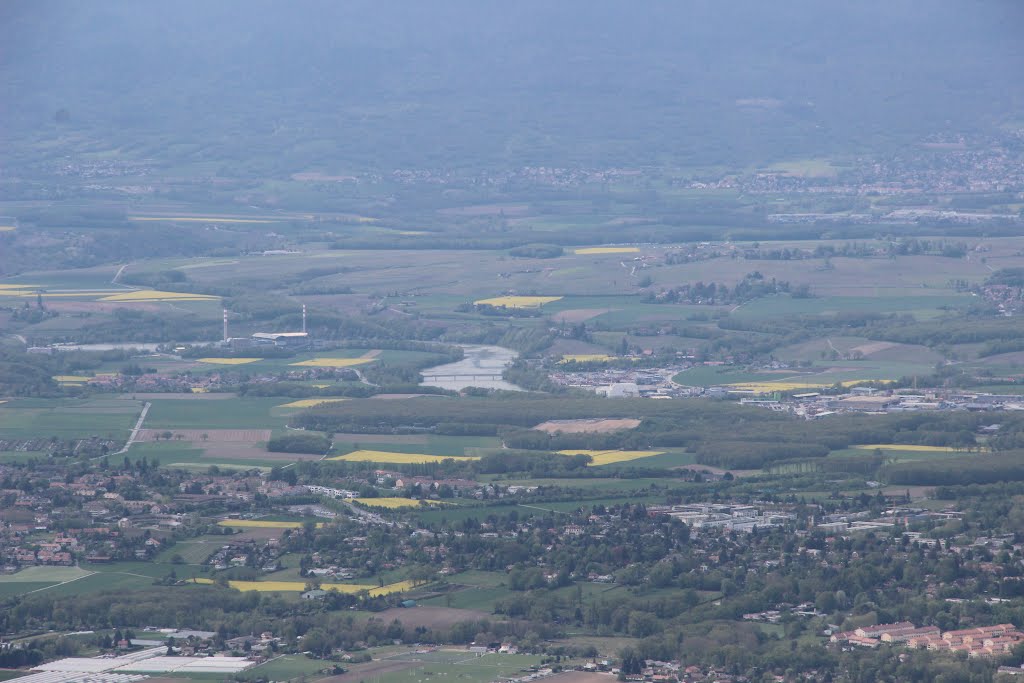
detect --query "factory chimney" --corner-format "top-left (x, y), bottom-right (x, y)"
top-left (222, 308), bottom-right (228, 342)
top-left (302, 304), bottom-right (307, 334)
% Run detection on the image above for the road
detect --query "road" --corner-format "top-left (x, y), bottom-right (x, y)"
top-left (104, 401), bottom-right (151, 458)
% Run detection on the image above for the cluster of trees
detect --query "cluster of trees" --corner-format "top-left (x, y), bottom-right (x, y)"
top-left (292, 396), bottom-right (1001, 471)
top-left (267, 433), bottom-right (331, 455)
top-left (509, 244), bottom-right (564, 259)
top-left (883, 451), bottom-right (1024, 486)
top-left (643, 272), bottom-right (809, 305)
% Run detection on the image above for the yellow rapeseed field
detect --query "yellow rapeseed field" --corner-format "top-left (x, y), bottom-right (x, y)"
top-left (726, 382), bottom-right (834, 392)
top-left (574, 247), bottom-right (640, 255)
top-left (329, 450), bottom-right (480, 465)
top-left (852, 444), bottom-right (978, 453)
top-left (474, 296), bottom-right (563, 309)
top-left (557, 449), bottom-right (664, 466)
top-left (290, 358), bottom-right (375, 368)
top-left (353, 497), bottom-right (455, 509)
top-left (195, 357), bottom-right (263, 365)
top-left (725, 379), bottom-right (894, 393)
top-left (53, 375), bottom-right (92, 383)
top-left (560, 354), bottom-right (614, 363)
top-left (217, 520), bottom-right (325, 529)
top-left (100, 290), bottom-right (219, 302)
top-left (192, 578), bottom-right (417, 595)
top-left (278, 398), bottom-right (349, 409)
top-left (0, 226), bottom-right (16, 232)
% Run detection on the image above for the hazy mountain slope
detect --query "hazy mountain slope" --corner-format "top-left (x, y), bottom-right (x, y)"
top-left (2, 0), bottom-right (1022, 172)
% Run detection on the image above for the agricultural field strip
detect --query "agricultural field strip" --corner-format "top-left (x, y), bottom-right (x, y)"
top-left (556, 449), bottom-right (665, 466)
top-left (190, 577), bottom-right (417, 594)
top-left (329, 450), bottom-right (481, 464)
top-left (473, 296), bottom-right (563, 308)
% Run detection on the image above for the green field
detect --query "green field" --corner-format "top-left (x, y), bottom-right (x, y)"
top-left (0, 398), bottom-right (141, 441)
top-left (356, 650), bottom-right (545, 683)
top-left (144, 397), bottom-right (288, 430)
top-left (239, 654), bottom-right (331, 682)
top-left (155, 537), bottom-right (229, 564)
top-left (420, 586), bottom-right (511, 611)
top-left (330, 434), bottom-right (501, 457)
top-left (732, 293), bottom-right (972, 319)
top-left (0, 566), bottom-right (94, 583)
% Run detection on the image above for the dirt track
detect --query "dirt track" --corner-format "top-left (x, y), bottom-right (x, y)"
top-left (534, 418), bottom-right (641, 434)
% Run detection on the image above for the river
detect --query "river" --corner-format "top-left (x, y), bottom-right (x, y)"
top-left (420, 344), bottom-right (523, 391)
